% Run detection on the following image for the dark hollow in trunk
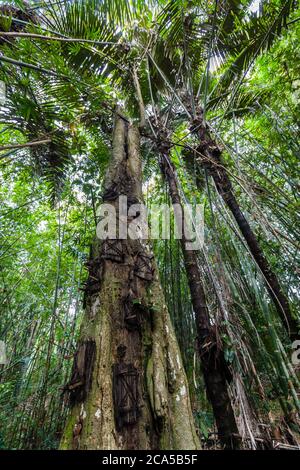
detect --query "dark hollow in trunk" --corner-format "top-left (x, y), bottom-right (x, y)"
top-left (65, 339), bottom-right (96, 405)
top-left (158, 140), bottom-right (240, 449)
top-left (113, 361), bottom-right (139, 431)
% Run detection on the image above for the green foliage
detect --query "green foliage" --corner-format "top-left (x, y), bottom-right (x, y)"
top-left (0, 0), bottom-right (299, 449)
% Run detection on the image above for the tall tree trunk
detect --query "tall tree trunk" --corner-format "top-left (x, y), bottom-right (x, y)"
top-left (157, 134), bottom-right (239, 449)
top-left (60, 112), bottom-right (199, 450)
top-left (190, 110), bottom-right (298, 341)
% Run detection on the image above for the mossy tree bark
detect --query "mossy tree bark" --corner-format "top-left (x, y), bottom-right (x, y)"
top-left (60, 111), bottom-right (200, 450)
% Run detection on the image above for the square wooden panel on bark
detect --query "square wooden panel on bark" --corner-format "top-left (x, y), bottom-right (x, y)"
top-left (113, 362), bottom-right (139, 431)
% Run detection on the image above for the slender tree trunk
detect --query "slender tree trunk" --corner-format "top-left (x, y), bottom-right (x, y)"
top-left (157, 135), bottom-right (239, 449)
top-left (60, 112), bottom-right (199, 450)
top-left (190, 111), bottom-right (298, 341)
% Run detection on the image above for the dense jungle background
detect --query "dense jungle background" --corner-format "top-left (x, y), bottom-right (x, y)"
top-left (0, 0), bottom-right (299, 450)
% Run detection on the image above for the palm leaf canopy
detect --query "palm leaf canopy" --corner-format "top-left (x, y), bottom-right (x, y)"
top-left (0, 0), bottom-right (299, 450)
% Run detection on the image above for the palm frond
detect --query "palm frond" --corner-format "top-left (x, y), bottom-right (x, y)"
top-left (209, 0), bottom-right (296, 106)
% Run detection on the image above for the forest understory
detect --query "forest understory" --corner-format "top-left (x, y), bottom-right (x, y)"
top-left (0, 0), bottom-right (299, 452)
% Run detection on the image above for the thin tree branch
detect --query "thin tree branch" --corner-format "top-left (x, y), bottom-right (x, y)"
top-left (0, 54), bottom-right (67, 78)
top-left (147, 52), bottom-right (192, 119)
top-left (0, 139), bottom-right (51, 152)
top-left (132, 67), bottom-right (146, 129)
top-left (0, 31), bottom-right (124, 47)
